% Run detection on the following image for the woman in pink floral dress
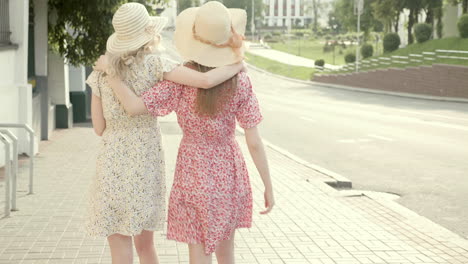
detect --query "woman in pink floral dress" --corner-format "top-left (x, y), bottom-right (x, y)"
top-left (104, 2), bottom-right (274, 263)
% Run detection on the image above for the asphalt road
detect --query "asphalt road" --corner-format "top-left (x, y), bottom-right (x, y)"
top-left (248, 68), bottom-right (468, 239)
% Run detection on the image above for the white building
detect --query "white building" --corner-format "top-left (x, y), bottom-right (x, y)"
top-left (263, 0), bottom-right (310, 27)
top-left (1, 0), bottom-right (81, 168)
top-left (0, 0), bottom-right (36, 165)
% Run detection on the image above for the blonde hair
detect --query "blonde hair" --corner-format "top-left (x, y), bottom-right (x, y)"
top-left (106, 36), bottom-right (160, 79)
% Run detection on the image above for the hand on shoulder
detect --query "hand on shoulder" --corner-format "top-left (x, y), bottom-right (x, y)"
top-left (93, 55), bottom-right (110, 73)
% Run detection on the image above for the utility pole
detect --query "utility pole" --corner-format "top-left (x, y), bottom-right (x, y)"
top-left (251, 0), bottom-right (255, 41)
top-left (354, 0), bottom-right (363, 73)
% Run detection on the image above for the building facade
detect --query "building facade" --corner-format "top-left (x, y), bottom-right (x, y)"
top-left (0, 0), bottom-right (36, 165)
top-left (263, 0), bottom-right (311, 27)
top-left (0, 0), bottom-right (82, 167)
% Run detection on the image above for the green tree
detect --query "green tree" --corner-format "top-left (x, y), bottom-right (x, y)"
top-left (371, 0), bottom-right (405, 33)
top-left (328, 10), bottom-right (344, 35)
top-left (48, 0), bottom-right (169, 66)
top-left (423, 0), bottom-right (443, 39)
top-left (177, 0), bottom-right (200, 13)
top-left (404, 0), bottom-right (425, 44)
top-left (332, 0), bottom-right (382, 40)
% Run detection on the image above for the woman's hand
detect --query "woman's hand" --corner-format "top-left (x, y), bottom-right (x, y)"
top-left (240, 61), bottom-right (248, 73)
top-left (260, 187), bottom-right (275, 214)
top-left (93, 55), bottom-right (109, 72)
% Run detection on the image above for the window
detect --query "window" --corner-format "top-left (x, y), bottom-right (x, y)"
top-left (0, 0), bottom-right (11, 46)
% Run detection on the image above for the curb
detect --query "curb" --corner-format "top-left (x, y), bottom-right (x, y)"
top-left (246, 63), bottom-right (468, 104)
top-left (235, 126), bottom-right (352, 189)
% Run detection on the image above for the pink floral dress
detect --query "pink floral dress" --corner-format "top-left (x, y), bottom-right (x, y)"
top-left (141, 72), bottom-right (262, 254)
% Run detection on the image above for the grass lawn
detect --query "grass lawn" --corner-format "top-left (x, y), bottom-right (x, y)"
top-left (245, 52), bottom-right (314, 81)
top-left (385, 37), bottom-right (468, 58)
top-left (269, 39), bottom-right (358, 65)
top-left (335, 37), bottom-right (468, 73)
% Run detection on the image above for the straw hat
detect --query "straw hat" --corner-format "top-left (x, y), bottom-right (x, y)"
top-left (174, 1), bottom-right (247, 67)
top-left (106, 3), bottom-right (167, 54)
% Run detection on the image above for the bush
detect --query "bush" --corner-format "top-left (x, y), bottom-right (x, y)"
top-left (458, 14), bottom-right (468, 38)
top-left (345, 53), bottom-right (356, 63)
top-left (414, 23), bottom-right (433, 43)
top-left (262, 33), bottom-right (273, 39)
top-left (383, 33), bottom-right (400, 53)
top-left (314, 59), bottom-right (325, 67)
top-left (360, 44), bottom-right (374, 59)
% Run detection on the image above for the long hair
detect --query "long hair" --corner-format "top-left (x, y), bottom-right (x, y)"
top-left (106, 36), bottom-right (160, 79)
top-left (188, 61), bottom-right (238, 116)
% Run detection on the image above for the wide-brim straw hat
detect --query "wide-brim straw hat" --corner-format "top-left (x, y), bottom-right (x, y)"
top-left (107, 2), bottom-right (167, 54)
top-left (174, 1), bottom-right (247, 67)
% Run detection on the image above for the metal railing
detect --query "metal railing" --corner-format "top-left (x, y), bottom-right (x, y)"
top-left (0, 133), bottom-right (12, 217)
top-left (0, 124), bottom-right (35, 195)
top-left (0, 130), bottom-right (17, 211)
top-left (0, 0), bottom-right (11, 45)
top-left (316, 49), bottom-right (468, 75)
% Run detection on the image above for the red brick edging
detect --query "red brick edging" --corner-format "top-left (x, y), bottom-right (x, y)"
top-left (314, 64), bottom-right (468, 99)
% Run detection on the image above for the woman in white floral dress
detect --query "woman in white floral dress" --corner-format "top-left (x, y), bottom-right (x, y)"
top-left (86, 3), bottom-right (243, 264)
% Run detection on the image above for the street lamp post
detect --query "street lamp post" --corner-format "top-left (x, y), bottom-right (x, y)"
top-left (251, 0), bottom-right (255, 41)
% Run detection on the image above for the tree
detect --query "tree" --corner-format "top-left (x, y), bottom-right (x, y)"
top-left (177, 0), bottom-right (200, 13)
top-left (423, 0), bottom-right (443, 38)
top-left (311, 0), bottom-right (320, 33)
top-left (371, 0), bottom-right (404, 33)
top-left (332, 0), bottom-right (382, 40)
top-left (403, 0), bottom-right (425, 44)
top-left (327, 10), bottom-right (343, 35)
top-left (48, 0), bottom-right (169, 66)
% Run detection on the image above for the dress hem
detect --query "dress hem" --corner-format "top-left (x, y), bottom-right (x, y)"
top-left (85, 224), bottom-right (164, 238)
top-left (166, 223), bottom-right (252, 255)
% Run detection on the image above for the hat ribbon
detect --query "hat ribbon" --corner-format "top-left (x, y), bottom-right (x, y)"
top-left (192, 25), bottom-right (245, 58)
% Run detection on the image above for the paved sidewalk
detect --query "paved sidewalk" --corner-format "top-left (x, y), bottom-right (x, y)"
top-left (246, 43), bottom-right (342, 70)
top-left (0, 117), bottom-right (468, 263)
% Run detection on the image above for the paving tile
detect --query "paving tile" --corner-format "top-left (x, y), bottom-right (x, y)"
top-left (0, 123), bottom-right (466, 263)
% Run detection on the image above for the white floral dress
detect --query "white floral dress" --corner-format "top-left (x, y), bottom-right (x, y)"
top-left (85, 54), bottom-right (177, 237)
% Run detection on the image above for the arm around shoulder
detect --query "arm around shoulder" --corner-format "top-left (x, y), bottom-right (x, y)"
top-left (163, 61), bottom-right (244, 89)
top-left (107, 76), bottom-right (149, 117)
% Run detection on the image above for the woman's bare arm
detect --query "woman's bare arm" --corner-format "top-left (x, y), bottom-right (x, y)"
top-left (91, 94), bottom-right (106, 136)
top-left (163, 61), bottom-right (245, 89)
top-left (244, 126), bottom-right (274, 214)
top-left (107, 77), bottom-right (148, 117)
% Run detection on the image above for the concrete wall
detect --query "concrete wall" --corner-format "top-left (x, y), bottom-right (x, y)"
top-left (69, 66), bottom-right (86, 92)
top-left (0, 0), bottom-right (35, 168)
top-left (443, 4), bottom-right (463, 38)
top-left (48, 51), bottom-right (70, 106)
top-left (314, 64), bottom-right (468, 99)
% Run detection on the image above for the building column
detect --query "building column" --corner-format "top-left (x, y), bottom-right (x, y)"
top-left (69, 66), bottom-right (88, 123)
top-left (268, 0), bottom-right (275, 26)
top-left (33, 0), bottom-right (54, 140)
top-left (9, 0), bottom-right (35, 155)
top-left (48, 51), bottom-right (73, 129)
top-left (286, 0), bottom-right (291, 29)
top-left (277, 0), bottom-right (283, 26)
top-left (295, 0), bottom-right (300, 26)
